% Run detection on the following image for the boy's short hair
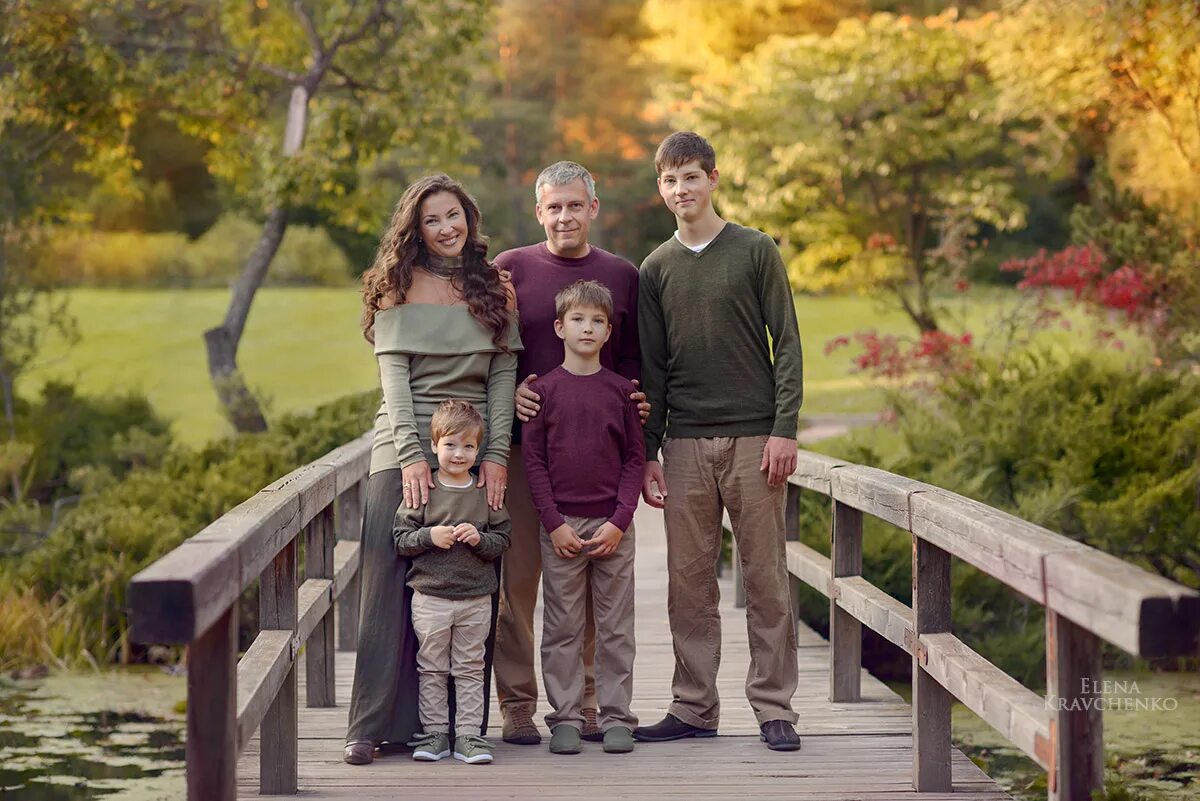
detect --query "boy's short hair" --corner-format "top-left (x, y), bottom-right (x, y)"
top-left (430, 399), bottom-right (485, 445)
top-left (535, 160), bottom-right (596, 204)
top-left (655, 131), bottom-right (717, 176)
top-left (555, 279), bottom-right (614, 323)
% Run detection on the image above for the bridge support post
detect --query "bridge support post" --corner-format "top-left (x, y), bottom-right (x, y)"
top-left (186, 607), bottom-right (237, 801)
top-left (261, 537), bottom-right (298, 794)
top-left (829, 499), bottom-right (862, 702)
top-left (1047, 611), bottom-right (1104, 801)
top-left (306, 504), bottom-right (337, 707)
top-left (336, 479), bottom-right (363, 651)
top-left (912, 537), bottom-right (952, 792)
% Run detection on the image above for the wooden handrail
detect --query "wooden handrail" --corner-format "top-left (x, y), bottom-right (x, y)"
top-left (780, 449), bottom-right (1200, 801)
top-left (127, 433), bottom-right (372, 801)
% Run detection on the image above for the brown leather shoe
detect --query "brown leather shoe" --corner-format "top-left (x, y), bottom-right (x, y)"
top-left (501, 706), bottom-right (542, 745)
top-left (581, 707), bottom-right (603, 742)
top-left (343, 741), bottom-right (375, 765)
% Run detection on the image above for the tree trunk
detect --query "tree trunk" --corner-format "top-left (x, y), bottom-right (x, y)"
top-left (203, 206), bottom-right (288, 433)
top-left (204, 85), bottom-right (310, 432)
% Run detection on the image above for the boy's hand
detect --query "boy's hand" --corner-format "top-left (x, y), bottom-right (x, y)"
top-left (549, 523), bottom-right (583, 558)
top-left (629, 379), bottom-right (651, 425)
top-left (585, 522), bottom-right (624, 557)
top-left (642, 461), bottom-right (667, 508)
top-left (453, 523), bottom-right (481, 547)
top-left (515, 375), bottom-right (541, 422)
top-left (760, 436), bottom-right (798, 487)
top-left (430, 525), bottom-right (456, 549)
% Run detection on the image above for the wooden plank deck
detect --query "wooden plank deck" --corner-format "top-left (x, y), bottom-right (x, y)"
top-left (237, 504), bottom-right (1012, 800)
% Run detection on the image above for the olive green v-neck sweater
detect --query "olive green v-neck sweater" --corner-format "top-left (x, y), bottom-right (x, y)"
top-left (637, 223), bottom-right (803, 461)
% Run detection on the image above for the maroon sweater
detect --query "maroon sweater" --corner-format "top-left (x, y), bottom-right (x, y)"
top-left (495, 243), bottom-right (641, 385)
top-left (521, 366), bottom-right (645, 533)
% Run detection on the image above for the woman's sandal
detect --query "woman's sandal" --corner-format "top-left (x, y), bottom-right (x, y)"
top-left (343, 741), bottom-right (375, 765)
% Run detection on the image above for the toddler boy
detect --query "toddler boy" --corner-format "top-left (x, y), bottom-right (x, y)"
top-left (394, 399), bottom-right (511, 765)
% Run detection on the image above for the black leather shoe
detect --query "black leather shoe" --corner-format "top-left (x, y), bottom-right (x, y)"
top-left (760, 720), bottom-right (801, 751)
top-left (632, 713), bottom-right (718, 742)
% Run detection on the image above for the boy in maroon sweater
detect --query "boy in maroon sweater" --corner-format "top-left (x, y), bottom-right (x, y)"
top-left (522, 280), bottom-right (645, 756)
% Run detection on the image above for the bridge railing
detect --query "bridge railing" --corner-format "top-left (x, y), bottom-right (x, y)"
top-left (127, 434), bottom-right (372, 801)
top-left (767, 450), bottom-right (1200, 801)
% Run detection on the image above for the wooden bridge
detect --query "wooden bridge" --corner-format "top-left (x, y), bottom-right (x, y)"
top-left (128, 434), bottom-right (1200, 800)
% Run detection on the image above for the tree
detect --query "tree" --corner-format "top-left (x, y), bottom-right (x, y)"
top-left (986, 0), bottom-right (1200, 226)
top-left (99, 0), bottom-right (489, 431)
top-left (686, 12), bottom-right (1025, 332)
top-left (1, 0), bottom-right (129, 495)
top-left (471, 0), bottom-right (670, 259)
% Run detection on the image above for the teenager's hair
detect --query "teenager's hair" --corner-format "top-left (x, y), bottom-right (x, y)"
top-left (360, 174), bottom-right (512, 348)
top-left (535, 160), bottom-right (596, 203)
top-left (555, 279), bottom-right (613, 322)
top-left (429, 399), bottom-right (485, 446)
top-left (654, 131), bottom-right (717, 176)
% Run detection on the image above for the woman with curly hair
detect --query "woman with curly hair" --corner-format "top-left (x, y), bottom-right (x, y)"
top-left (344, 174), bottom-right (521, 765)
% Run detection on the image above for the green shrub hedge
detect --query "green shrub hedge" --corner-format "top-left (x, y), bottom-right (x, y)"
top-left (40, 215), bottom-right (355, 287)
top-left (11, 389), bottom-right (379, 663)
top-left (802, 352), bottom-right (1199, 685)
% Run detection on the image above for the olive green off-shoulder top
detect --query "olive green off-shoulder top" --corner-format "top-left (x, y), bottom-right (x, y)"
top-left (369, 303), bottom-right (523, 475)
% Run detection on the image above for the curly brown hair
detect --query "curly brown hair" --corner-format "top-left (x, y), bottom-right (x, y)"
top-left (361, 174), bottom-right (512, 347)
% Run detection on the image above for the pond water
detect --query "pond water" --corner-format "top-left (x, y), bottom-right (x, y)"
top-left (0, 668), bottom-right (185, 800)
top-left (905, 670), bottom-right (1200, 801)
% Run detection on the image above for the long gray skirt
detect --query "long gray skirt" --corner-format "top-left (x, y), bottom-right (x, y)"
top-left (344, 467), bottom-right (500, 745)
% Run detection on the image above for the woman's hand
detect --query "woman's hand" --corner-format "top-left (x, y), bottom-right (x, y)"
top-left (477, 461), bottom-right (508, 510)
top-left (401, 461), bottom-right (434, 508)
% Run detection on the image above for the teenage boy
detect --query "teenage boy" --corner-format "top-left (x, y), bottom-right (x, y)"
top-left (522, 280), bottom-right (644, 756)
top-left (493, 161), bottom-right (645, 745)
top-left (394, 400), bottom-right (511, 765)
top-left (635, 131), bottom-right (804, 752)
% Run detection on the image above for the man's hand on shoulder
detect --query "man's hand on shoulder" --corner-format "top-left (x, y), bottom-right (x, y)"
top-left (515, 374), bottom-right (540, 423)
top-left (760, 435), bottom-right (798, 487)
top-left (629, 378), bottom-right (650, 425)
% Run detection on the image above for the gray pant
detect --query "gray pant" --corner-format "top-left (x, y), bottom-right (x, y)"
top-left (411, 592), bottom-right (492, 735)
top-left (540, 515), bottom-right (637, 732)
top-left (344, 469), bottom-right (421, 745)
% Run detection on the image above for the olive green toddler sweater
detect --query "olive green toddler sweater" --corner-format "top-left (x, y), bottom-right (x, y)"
top-left (393, 474), bottom-right (511, 599)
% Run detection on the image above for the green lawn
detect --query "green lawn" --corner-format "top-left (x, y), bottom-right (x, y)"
top-left (25, 287), bottom-right (1135, 445)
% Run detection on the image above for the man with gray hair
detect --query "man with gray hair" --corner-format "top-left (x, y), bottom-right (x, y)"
top-left (492, 161), bottom-right (645, 745)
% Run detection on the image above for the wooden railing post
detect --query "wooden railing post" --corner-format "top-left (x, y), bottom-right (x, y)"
top-left (260, 537), bottom-right (298, 794)
top-left (306, 504), bottom-right (336, 707)
top-left (785, 482), bottom-right (803, 629)
top-left (1047, 610), bottom-right (1104, 801)
top-left (186, 607), bottom-right (236, 801)
top-left (912, 537), bottom-right (953, 792)
top-left (336, 479), bottom-right (363, 651)
top-left (830, 499), bottom-right (863, 702)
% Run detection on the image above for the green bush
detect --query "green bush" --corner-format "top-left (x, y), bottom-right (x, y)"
top-left (40, 215), bottom-right (355, 287)
top-left (13, 389), bottom-right (380, 664)
top-left (807, 352), bottom-right (1199, 684)
top-left (10, 381), bottom-right (172, 504)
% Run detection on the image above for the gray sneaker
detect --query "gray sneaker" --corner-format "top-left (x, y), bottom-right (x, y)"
top-left (603, 726), bottom-right (635, 754)
top-left (549, 724), bottom-right (582, 755)
top-left (408, 731), bottom-right (451, 761)
top-left (453, 734), bottom-right (494, 764)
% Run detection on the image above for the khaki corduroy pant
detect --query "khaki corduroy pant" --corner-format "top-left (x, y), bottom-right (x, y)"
top-left (661, 434), bottom-right (799, 729)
